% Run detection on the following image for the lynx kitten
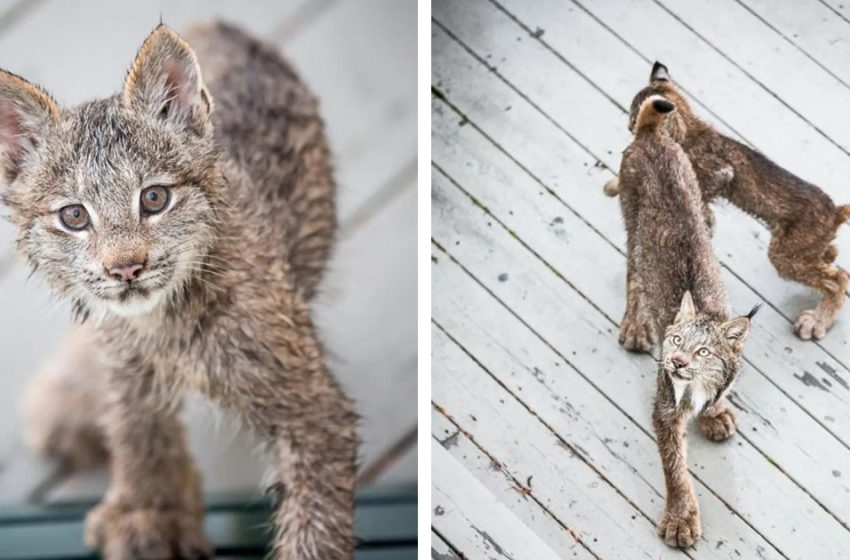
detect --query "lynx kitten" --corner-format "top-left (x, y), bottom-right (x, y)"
top-left (617, 95), bottom-right (756, 547)
top-left (1, 23), bottom-right (356, 559)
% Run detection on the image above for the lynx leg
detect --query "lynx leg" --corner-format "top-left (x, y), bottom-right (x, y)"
top-left (698, 400), bottom-right (737, 442)
top-left (214, 299), bottom-right (358, 559)
top-left (653, 405), bottom-right (701, 548)
top-left (23, 325), bottom-right (108, 470)
top-left (769, 239), bottom-right (848, 340)
top-left (84, 363), bottom-right (210, 560)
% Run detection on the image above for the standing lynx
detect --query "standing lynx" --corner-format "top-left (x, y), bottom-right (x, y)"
top-left (609, 62), bottom-right (850, 342)
top-left (1, 23), bottom-right (357, 559)
top-left (618, 95), bottom-right (756, 547)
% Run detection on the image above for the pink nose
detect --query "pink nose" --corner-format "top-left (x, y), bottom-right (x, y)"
top-left (107, 262), bottom-right (144, 282)
top-left (672, 355), bottom-right (689, 369)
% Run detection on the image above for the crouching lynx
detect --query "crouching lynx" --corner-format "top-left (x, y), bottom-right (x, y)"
top-left (1, 23), bottom-right (357, 559)
top-left (618, 95), bottom-right (756, 547)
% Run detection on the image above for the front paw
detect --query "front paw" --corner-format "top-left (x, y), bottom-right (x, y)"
top-left (794, 309), bottom-right (830, 340)
top-left (85, 502), bottom-right (212, 560)
top-left (657, 503), bottom-right (701, 549)
top-left (619, 313), bottom-right (655, 352)
top-left (699, 407), bottom-right (737, 442)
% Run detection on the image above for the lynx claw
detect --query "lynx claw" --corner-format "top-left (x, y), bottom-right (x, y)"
top-left (794, 309), bottom-right (829, 341)
top-left (699, 407), bottom-right (737, 442)
top-left (657, 506), bottom-right (701, 549)
top-left (619, 315), bottom-right (655, 353)
top-left (85, 502), bottom-right (212, 560)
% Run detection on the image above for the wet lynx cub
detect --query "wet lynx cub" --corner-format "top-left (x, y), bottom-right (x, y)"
top-left (1, 23), bottom-right (356, 559)
top-left (654, 293), bottom-right (755, 548)
top-left (610, 62), bottom-right (850, 343)
top-left (618, 95), bottom-right (756, 547)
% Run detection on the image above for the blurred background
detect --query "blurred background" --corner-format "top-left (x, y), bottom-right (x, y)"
top-left (0, 0), bottom-right (416, 506)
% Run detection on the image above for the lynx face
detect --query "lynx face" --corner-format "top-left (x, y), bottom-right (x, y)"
top-left (661, 292), bottom-right (754, 410)
top-left (0, 27), bottom-right (221, 318)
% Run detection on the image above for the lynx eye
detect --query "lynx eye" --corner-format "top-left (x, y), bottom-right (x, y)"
top-left (671, 335), bottom-right (682, 345)
top-left (140, 185), bottom-right (170, 215)
top-left (58, 204), bottom-right (90, 231)
top-left (697, 347), bottom-right (711, 357)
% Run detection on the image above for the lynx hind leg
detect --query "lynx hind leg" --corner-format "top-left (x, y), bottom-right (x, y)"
top-left (698, 401), bottom-right (737, 442)
top-left (23, 326), bottom-right (108, 470)
top-left (769, 236), bottom-right (849, 340)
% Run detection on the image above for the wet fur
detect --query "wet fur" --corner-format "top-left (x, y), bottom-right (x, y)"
top-left (5, 23), bottom-right (355, 559)
top-left (618, 96), bottom-right (754, 548)
top-left (609, 62), bottom-right (850, 340)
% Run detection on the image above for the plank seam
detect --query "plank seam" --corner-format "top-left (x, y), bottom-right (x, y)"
top-left (733, 0), bottom-right (850, 92)
top-left (485, 0), bottom-right (752, 147)
top-left (646, 0), bottom-right (850, 158)
top-left (430, 404), bottom-right (605, 560)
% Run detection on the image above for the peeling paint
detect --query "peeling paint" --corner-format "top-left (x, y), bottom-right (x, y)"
top-left (794, 371), bottom-right (829, 392)
top-left (473, 527), bottom-right (514, 559)
top-left (817, 361), bottom-right (848, 390)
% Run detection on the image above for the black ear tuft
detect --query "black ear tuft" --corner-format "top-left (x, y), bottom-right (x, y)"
top-left (652, 98), bottom-right (675, 113)
top-left (745, 303), bottom-right (762, 321)
top-left (651, 61), bottom-right (671, 82)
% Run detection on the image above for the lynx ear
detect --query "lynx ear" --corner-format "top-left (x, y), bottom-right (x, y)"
top-left (650, 61), bottom-right (671, 82)
top-left (0, 70), bottom-right (60, 184)
top-left (123, 24), bottom-right (212, 134)
top-left (674, 291), bottom-right (696, 324)
top-left (721, 316), bottom-right (751, 348)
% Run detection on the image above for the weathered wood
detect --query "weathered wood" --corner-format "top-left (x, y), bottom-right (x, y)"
top-left (431, 530), bottom-right (461, 560)
top-left (432, 2), bottom-right (850, 465)
top-left (432, 167), bottom-right (837, 557)
top-left (432, 407), bottom-right (655, 559)
top-left (432, 437), bottom-right (572, 560)
top-left (738, 0), bottom-right (850, 89)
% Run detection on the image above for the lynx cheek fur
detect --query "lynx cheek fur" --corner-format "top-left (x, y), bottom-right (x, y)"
top-left (653, 293), bottom-right (755, 549)
top-left (0, 23), bottom-right (357, 560)
top-left (609, 62), bottom-right (850, 341)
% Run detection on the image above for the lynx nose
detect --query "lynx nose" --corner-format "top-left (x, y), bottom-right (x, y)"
top-left (671, 354), bottom-right (689, 370)
top-left (106, 261), bottom-right (145, 283)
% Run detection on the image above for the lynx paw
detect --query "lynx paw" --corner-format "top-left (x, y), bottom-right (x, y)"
top-left (85, 502), bottom-right (212, 560)
top-left (699, 407), bottom-right (737, 442)
top-left (657, 505), bottom-right (701, 549)
top-left (794, 309), bottom-right (830, 341)
top-left (603, 177), bottom-right (621, 197)
top-left (619, 315), bottom-right (655, 353)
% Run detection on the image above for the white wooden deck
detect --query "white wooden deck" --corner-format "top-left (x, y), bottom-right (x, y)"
top-left (431, 0), bottom-right (850, 558)
top-left (0, 0), bottom-right (416, 504)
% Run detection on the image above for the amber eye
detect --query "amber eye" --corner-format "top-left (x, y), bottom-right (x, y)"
top-left (672, 335), bottom-right (682, 345)
top-left (58, 204), bottom-right (89, 231)
top-left (140, 185), bottom-right (170, 215)
top-left (697, 347), bottom-right (711, 357)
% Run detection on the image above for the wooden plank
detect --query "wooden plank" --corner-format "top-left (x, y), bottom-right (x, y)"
top-left (431, 3), bottom-right (850, 450)
top-left (439, 0), bottom-right (850, 372)
top-left (431, 100), bottom-right (850, 556)
top-left (656, 0), bottom-right (850, 153)
top-left (431, 437), bottom-right (571, 560)
top-left (432, 408), bottom-right (645, 559)
top-left (431, 168), bottom-right (825, 557)
top-left (738, 0), bottom-right (850, 89)
top-left (431, 531), bottom-right (461, 560)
